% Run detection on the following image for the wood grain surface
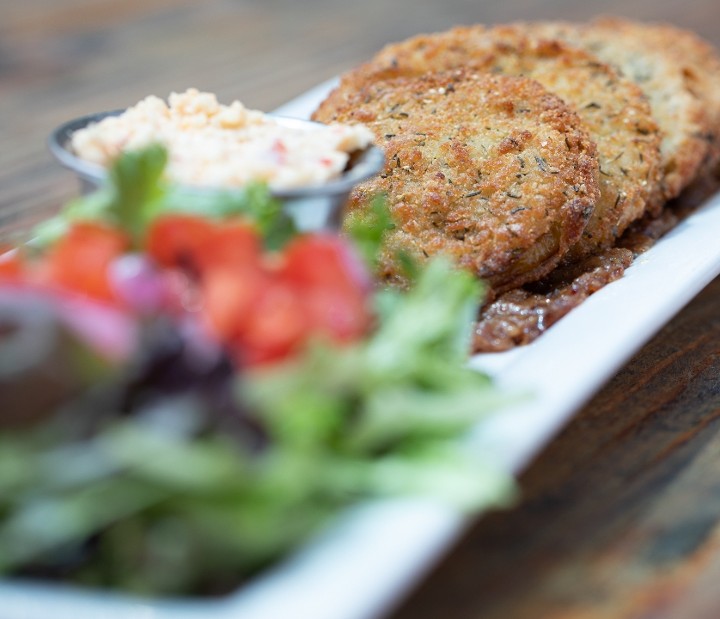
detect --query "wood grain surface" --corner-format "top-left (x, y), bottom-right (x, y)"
top-left (2, 1), bottom-right (720, 617)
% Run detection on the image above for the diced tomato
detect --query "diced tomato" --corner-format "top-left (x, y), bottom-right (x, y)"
top-left (0, 248), bottom-right (23, 280)
top-left (45, 222), bottom-right (128, 303)
top-left (234, 277), bottom-right (308, 367)
top-left (146, 214), bottom-right (216, 270)
top-left (193, 221), bottom-right (262, 274)
top-left (201, 265), bottom-right (266, 340)
top-left (281, 234), bottom-right (370, 293)
top-left (280, 234), bottom-right (371, 342)
top-left (300, 286), bottom-right (371, 342)
top-left (187, 221), bottom-right (267, 342)
top-left (147, 215), bottom-right (262, 277)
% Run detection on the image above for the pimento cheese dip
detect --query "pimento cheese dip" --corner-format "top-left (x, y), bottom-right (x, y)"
top-left (70, 89), bottom-right (374, 190)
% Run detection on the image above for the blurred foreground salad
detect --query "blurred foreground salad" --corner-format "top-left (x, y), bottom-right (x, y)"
top-left (0, 146), bottom-right (513, 596)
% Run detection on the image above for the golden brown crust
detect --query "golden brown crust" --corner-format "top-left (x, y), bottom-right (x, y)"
top-left (523, 18), bottom-right (720, 199)
top-left (315, 70), bottom-right (600, 292)
top-left (317, 24), bottom-right (663, 262)
top-left (315, 17), bottom-right (720, 352)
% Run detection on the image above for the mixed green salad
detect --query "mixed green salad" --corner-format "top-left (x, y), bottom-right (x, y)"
top-left (0, 147), bottom-right (513, 596)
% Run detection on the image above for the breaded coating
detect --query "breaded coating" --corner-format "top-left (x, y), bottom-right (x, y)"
top-left (317, 24), bottom-right (663, 261)
top-left (524, 18), bottom-right (720, 198)
top-left (314, 70), bottom-right (600, 292)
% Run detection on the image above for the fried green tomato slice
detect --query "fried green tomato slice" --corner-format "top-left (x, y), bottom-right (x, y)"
top-left (318, 24), bottom-right (662, 262)
top-left (314, 70), bottom-right (600, 292)
top-left (524, 17), bottom-right (720, 199)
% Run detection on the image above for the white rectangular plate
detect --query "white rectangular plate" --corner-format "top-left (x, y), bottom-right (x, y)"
top-left (3, 80), bottom-right (720, 619)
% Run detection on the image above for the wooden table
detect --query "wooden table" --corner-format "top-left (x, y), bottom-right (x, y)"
top-left (2, 1), bottom-right (720, 617)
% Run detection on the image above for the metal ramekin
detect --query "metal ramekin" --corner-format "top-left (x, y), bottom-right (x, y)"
top-left (48, 111), bottom-right (384, 232)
